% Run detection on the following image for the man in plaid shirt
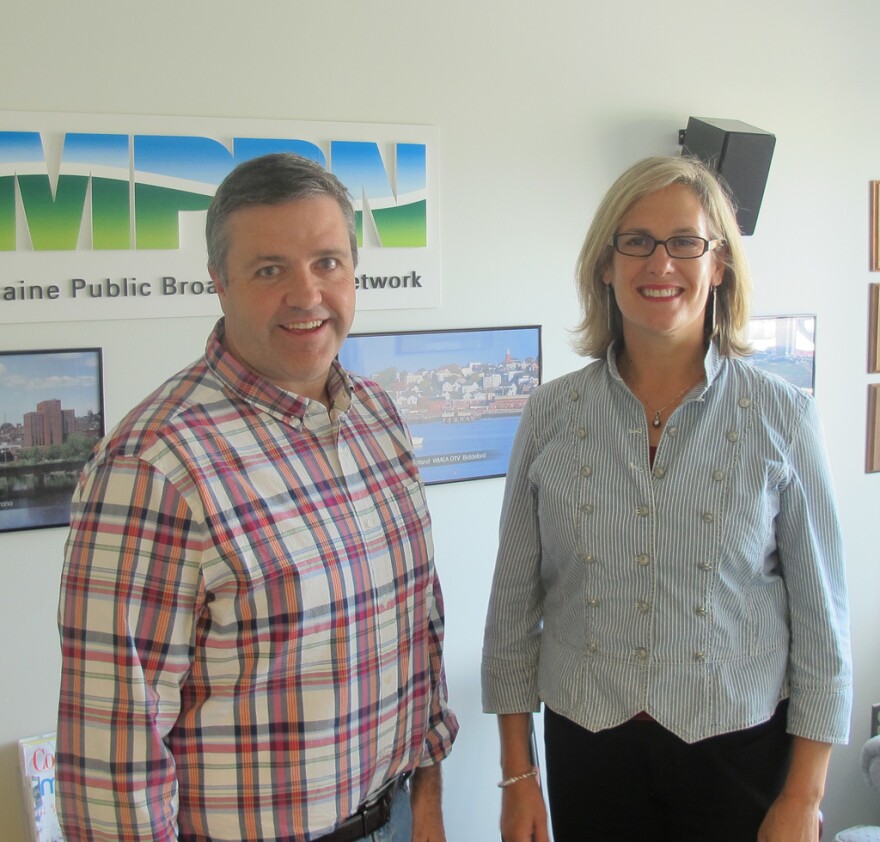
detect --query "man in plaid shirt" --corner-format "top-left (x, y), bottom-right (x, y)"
top-left (56, 153), bottom-right (458, 842)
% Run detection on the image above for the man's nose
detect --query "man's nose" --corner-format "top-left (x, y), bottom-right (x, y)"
top-left (283, 266), bottom-right (322, 309)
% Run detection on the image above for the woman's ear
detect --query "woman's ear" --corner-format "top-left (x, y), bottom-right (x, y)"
top-left (710, 253), bottom-right (726, 288)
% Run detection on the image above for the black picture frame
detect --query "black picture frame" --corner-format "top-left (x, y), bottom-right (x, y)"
top-left (0, 348), bottom-right (104, 533)
top-left (339, 326), bottom-right (542, 485)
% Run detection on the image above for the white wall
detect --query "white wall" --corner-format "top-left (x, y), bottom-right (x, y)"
top-left (2, 1), bottom-right (879, 838)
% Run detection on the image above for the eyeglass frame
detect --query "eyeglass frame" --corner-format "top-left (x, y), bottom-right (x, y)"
top-left (610, 232), bottom-right (726, 260)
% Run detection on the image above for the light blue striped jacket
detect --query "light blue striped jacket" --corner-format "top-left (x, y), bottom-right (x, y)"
top-left (482, 343), bottom-right (851, 744)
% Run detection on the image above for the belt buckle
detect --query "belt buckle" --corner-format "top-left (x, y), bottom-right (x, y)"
top-left (358, 776), bottom-right (398, 836)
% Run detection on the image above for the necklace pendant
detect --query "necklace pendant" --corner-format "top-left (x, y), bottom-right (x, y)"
top-left (651, 412), bottom-right (662, 428)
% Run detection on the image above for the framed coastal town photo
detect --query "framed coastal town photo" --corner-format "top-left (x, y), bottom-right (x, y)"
top-left (0, 348), bottom-right (104, 533)
top-left (744, 314), bottom-right (816, 394)
top-left (339, 326), bottom-right (542, 484)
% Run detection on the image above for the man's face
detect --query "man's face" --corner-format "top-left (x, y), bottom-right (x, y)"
top-left (211, 196), bottom-right (356, 403)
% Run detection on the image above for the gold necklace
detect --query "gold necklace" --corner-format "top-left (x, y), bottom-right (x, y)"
top-left (630, 376), bottom-right (704, 428)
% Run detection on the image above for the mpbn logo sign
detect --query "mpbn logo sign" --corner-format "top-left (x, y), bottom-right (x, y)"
top-left (0, 132), bottom-right (427, 251)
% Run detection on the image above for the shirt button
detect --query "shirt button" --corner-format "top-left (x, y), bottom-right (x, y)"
top-left (580, 465), bottom-right (593, 477)
top-left (636, 554), bottom-right (650, 567)
top-left (576, 426), bottom-right (587, 439)
top-left (636, 505), bottom-right (650, 517)
top-left (588, 642), bottom-right (598, 653)
top-left (570, 389), bottom-right (580, 402)
top-left (652, 466), bottom-right (666, 479)
top-left (701, 512), bottom-right (714, 523)
top-left (580, 503), bottom-right (594, 515)
top-left (666, 425), bottom-right (678, 436)
top-left (698, 561), bottom-right (713, 571)
top-left (580, 551), bottom-right (596, 564)
top-left (695, 606), bottom-right (708, 616)
top-left (694, 651), bottom-right (706, 662)
top-left (588, 596), bottom-right (600, 607)
top-left (635, 647), bottom-right (649, 660)
top-left (739, 397), bottom-right (751, 408)
top-left (712, 469), bottom-right (725, 481)
top-left (637, 600), bottom-right (651, 614)
top-left (727, 430), bottom-right (740, 443)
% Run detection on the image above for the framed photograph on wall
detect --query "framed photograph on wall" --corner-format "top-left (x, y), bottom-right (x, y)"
top-left (744, 314), bottom-right (816, 394)
top-left (0, 348), bottom-right (104, 533)
top-left (339, 326), bottom-right (541, 485)
top-left (871, 180), bottom-right (880, 271)
top-left (869, 284), bottom-right (880, 373)
top-left (867, 384), bottom-right (880, 473)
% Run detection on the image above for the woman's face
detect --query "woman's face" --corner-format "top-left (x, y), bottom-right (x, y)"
top-left (603, 183), bottom-right (725, 348)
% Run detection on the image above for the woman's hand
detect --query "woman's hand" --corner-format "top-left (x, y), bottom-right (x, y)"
top-left (757, 792), bottom-right (821, 842)
top-left (500, 777), bottom-right (550, 842)
top-left (496, 713), bottom-right (551, 842)
top-left (758, 736), bottom-right (830, 842)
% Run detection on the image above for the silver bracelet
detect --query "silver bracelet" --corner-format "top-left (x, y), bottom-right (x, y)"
top-left (497, 767), bottom-right (538, 788)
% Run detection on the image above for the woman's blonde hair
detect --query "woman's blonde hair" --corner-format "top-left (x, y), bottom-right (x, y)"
top-left (572, 155), bottom-right (752, 358)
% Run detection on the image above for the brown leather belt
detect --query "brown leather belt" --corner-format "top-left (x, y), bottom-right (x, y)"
top-left (315, 777), bottom-right (403, 842)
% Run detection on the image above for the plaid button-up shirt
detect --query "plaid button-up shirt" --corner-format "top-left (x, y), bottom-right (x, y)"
top-left (57, 319), bottom-right (458, 841)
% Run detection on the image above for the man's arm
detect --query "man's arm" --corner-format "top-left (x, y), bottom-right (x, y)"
top-left (408, 484), bottom-right (458, 841)
top-left (417, 564), bottom-right (460, 763)
top-left (410, 763), bottom-right (446, 842)
top-left (57, 457), bottom-right (200, 841)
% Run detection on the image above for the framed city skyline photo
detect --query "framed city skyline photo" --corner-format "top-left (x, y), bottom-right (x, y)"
top-left (0, 348), bottom-right (104, 533)
top-left (339, 326), bottom-right (542, 485)
top-left (745, 314), bottom-right (816, 394)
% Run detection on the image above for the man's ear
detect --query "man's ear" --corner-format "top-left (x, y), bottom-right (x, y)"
top-left (209, 265), bottom-right (226, 309)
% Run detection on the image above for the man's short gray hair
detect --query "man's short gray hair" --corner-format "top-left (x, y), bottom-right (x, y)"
top-left (206, 152), bottom-right (358, 285)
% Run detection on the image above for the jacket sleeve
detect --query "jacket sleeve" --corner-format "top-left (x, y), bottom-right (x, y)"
top-left (56, 455), bottom-right (203, 841)
top-left (776, 396), bottom-right (852, 743)
top-left (481, 398), bottom-right (545, 713)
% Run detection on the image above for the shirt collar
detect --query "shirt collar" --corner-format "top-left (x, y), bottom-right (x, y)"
top-left (606, 341), bottom-right (724, 390)
top-left (204, 318), bottom-right (354, 423)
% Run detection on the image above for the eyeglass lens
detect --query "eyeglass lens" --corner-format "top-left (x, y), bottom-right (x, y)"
top-left (615, 234), bottom-right (710, 259)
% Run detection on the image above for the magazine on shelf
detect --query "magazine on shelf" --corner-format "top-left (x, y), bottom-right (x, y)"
top-left (18, 732), bottom-right (63, 842)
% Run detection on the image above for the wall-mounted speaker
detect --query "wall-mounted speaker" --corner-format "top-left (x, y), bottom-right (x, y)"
top-left (680, 117), bottom-right (776, 236)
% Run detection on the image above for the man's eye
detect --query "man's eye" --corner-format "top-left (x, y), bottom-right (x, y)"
top-left (317, 257), bottom-right (339, 270)
top-left (257, 266), bottom-right (281, 279)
